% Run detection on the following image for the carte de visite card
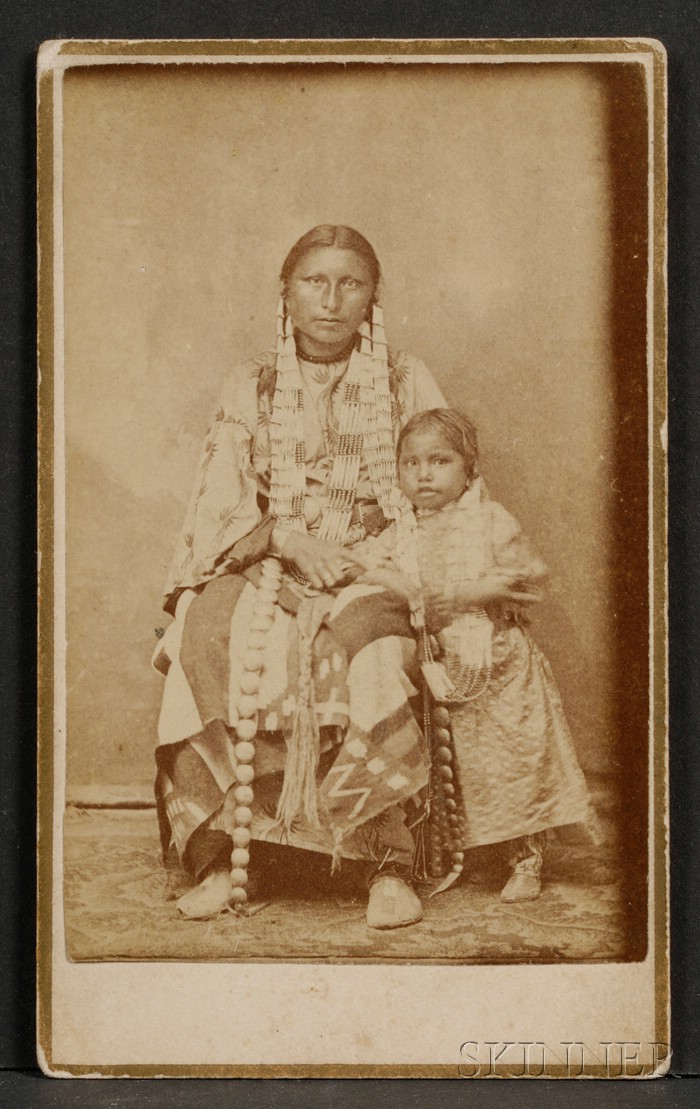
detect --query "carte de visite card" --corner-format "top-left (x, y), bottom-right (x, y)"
top-left (37, 37), bottom-right (668, 1078)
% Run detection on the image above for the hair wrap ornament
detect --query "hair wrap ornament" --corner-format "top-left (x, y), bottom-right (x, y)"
top-left (228, 556), bottom-right (284, 910)
top-left (269, 300), bottom-right (308, 531)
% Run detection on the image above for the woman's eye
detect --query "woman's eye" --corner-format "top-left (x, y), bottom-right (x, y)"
top-left (343, 278), bottom-right (360, 288)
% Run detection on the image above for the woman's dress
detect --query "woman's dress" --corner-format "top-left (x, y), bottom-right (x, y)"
top-left (153, 349), bottom-right (446, 877)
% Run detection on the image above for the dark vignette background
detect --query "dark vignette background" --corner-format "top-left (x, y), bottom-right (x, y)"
top-left (0, 2), bottom-right (698, 1106)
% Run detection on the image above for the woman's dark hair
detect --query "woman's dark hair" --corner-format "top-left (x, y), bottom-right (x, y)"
top-left (280, 224), bottom-right (382, 302)
top-left (397, 408), bottom-right (480, 479)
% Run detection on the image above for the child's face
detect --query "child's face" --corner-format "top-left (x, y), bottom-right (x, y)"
top-left (398, 426), bottom-right (471, 511)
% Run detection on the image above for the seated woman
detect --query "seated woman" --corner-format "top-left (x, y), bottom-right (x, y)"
top-left (153, 224), bottom-right (448, 929)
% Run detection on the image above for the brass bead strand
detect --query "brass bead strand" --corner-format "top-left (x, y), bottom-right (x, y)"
top-left (432, 704), bottom-right (465, 880)
top-left (229, 557), bottom-right (283, 910)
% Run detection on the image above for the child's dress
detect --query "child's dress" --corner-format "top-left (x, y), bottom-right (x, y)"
top-left (359, 480), bottom-right (598, 855)
top-left (412, 481), bottom-right (597, 851)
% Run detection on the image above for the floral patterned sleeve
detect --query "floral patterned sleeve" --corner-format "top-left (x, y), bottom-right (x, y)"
top-left (390, 352), bottom-right (448, 431)
top-left (163, 361), bottom-right (265, 609)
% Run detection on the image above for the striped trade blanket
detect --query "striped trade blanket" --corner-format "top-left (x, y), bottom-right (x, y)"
top-left (153, 571), bottom-right (430, 865)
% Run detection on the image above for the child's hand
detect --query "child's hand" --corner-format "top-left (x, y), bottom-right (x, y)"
top-left (424, 573), bottom-right (541, 630)
top-left (470, 571), bottom-right (543, 607)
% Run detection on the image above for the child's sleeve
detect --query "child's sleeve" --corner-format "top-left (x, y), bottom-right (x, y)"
top-left (489, 502), bottom-right (548, 583)
top-left (351, 525), bottom-right (417, 601)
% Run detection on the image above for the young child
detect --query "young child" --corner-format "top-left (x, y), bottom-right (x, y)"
top-left (362, 408), bottom-right (598, 903)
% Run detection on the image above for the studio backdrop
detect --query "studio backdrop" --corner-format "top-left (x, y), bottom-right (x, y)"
top-left (60, 60), bottom-right (648, 804)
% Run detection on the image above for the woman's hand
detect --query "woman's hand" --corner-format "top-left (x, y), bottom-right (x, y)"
top-left (278, 531), bottom-right (367, 591)
top-left (424, 571), bottom-right (542, 629)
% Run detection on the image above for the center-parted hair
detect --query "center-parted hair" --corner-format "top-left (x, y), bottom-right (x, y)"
top-left (280, 224), bottom-right (382, 303)
top-left (397, 408), bottom-right (480, 481)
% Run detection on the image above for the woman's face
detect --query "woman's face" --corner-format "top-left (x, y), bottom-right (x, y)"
top-left (284, 246), bottom-right (375, 358)
top-left (398, 426), bottom-right (470, 512)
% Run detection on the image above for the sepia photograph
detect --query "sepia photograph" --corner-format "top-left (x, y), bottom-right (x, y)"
top-left (37, 38), bottom-right (667, 1075)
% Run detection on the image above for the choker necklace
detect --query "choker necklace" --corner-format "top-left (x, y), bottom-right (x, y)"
top-left (296, 336), bottom-right (358, 365)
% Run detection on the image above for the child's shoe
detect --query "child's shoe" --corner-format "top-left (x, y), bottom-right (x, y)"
top-left (500, 832), bottom-right (545, 903)
top-left (500, 866), bottom-right (541, 903)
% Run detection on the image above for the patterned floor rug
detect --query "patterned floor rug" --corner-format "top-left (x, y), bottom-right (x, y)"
top-left (63, 792), bottom-right (632, 963)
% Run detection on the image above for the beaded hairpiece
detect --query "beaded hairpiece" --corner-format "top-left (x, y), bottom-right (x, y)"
top-left (268, 299), bottom-right (308, 532)
top-left (269, 301), bottom-right (399, 542)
